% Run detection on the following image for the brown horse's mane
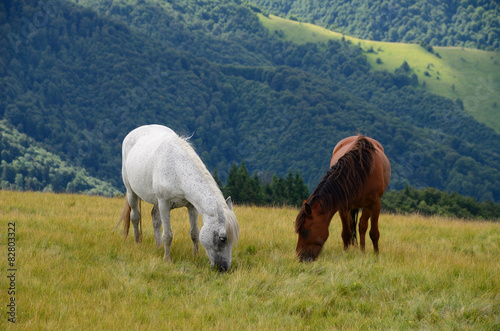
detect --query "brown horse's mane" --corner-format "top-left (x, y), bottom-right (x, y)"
top-left (295, 136), bottom-right (375, 232)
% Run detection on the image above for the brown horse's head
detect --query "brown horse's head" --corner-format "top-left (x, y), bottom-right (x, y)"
top-left (295, 200), bottom-right (331, 262)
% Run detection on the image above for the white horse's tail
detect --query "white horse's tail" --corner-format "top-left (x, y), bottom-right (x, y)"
top-left (114, 198), bottom-right (142, 242)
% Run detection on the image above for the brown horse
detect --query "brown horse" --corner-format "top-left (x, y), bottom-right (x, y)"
top-left (295, 135), bottom-right (391, 261)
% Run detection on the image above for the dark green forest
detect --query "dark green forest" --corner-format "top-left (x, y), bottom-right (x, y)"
top-left (1, 0), bottom-right (500, 210)
top-left (252, 0), bottom-right (500, 50)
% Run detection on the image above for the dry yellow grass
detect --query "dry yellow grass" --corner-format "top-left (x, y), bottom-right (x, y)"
top-left (1, 190), bottom-right (499, 329)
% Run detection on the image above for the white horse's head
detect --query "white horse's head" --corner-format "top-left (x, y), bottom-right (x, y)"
top-left (199, 197), bottom-right (239, 272)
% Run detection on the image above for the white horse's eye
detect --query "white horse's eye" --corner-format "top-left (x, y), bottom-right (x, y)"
top-left (219, 237), bottom-right (226, 243)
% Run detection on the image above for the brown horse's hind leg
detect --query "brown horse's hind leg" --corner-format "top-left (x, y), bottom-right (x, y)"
top-left (369, 201), bottom-right (381, 253)
top-left (358, 208), bottom-right (371, 252)
top-left (339, 210), bottom-right (353, 250)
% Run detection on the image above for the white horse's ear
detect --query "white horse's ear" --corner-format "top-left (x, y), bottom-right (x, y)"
top-left (226, 196), bottom-right (233, 210)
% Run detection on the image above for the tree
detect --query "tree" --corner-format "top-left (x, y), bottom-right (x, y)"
top-left (271, 175), bottom-right (287, 205)
top-left (219, 163), bottom-right (309, 206)
top-left (225, 162), bottom-right (257, 205)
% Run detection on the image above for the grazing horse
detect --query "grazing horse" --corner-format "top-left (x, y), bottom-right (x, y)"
top-left (117, 125), bottom-right (239, 271)
top-left (295, 135), bottom-right (391, 261)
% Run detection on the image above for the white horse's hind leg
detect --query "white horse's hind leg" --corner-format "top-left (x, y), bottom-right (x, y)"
top-left (158, 200), bottom-right (173, 262)
top-left (187, 204), bottom-right (199, 255)
top-left (151, 205), bottom-right (162, 248)
top-left (127, 190), bottom-right (141, 243)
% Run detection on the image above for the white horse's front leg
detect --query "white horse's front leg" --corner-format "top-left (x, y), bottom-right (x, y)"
top-left (158, 200), bottom-right (173, 262)
top-left (187, 204), bottom-right (199, 256)
top-left (151, 205), bottom-right (162, 248)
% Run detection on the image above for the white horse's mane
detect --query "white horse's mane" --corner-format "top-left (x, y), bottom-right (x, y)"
top-left (224, 207), bottom-right (239, 244)
top-left (177, 135), bottom-right (221, 200)
top-left (178, 135), bottom-right (239, 244)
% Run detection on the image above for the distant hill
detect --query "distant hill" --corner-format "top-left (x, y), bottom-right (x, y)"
top-left (259, 14), bottom-right (500, 133)
top-left (251, 0), bottom-right (500, 50)
top-left (1, 0), bottom-right (499, 203)
top-left (0, 121), bottom-right (119, 196)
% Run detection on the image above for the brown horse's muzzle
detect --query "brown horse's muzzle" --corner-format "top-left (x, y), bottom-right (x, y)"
top-left (296, 243), bottom-right (323, 262)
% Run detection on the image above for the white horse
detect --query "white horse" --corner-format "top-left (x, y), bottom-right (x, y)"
top-left (117, 125), bottom-right (239, 271)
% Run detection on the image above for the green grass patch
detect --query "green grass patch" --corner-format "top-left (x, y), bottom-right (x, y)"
top-left (259, 14), bottom-right (500, 133)
top-left (1, 190), bottom-right (499, 329)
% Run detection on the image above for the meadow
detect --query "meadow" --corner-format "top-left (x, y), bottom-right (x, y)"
top-left (259, 14), bottom-right (500, 134)
top-left (1, 190), bottom-right (499, 330)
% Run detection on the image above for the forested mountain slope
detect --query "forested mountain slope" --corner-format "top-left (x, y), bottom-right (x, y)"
top-left (252, 0), bottom-right (500, 50)
top-left (1, 0), bottom-right (499, 202)
top-left (0, 120), bottom-right (119, 195)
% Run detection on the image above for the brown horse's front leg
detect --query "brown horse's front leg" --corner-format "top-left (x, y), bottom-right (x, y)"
top-left (339, 210), bottom-right (352, 250)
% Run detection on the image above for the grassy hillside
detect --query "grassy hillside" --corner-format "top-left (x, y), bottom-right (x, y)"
top-left (1, 191), bottom-right (499, 329)
top-left (259, 14), bottom-right (500, 133)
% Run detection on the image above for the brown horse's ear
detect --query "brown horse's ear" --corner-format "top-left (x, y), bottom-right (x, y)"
top-left (304, 201), bottom-right (312, 216)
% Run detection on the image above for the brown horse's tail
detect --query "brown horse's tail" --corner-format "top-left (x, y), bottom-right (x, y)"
top-left (114, 198), bottom-right (142, 242)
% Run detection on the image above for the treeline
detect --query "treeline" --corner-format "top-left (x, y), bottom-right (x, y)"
top-left (216, 162), bottom-right (309, 207)
top-left (382, 186), bottom-right (500, 220)
top-left (216, 163), bottom-right (500, 220)
top-left (252, 0), bottom-right (500, 50)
